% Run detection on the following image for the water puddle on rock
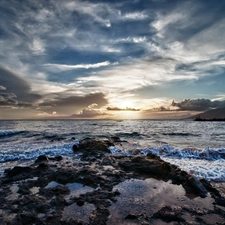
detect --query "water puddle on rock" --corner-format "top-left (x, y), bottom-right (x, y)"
top-left (107, 178), bottom-right (215, 225)
top-left (62, 202), bottom-right (95, 223)
top-left (6, 184), bottom-right (19, 201)
top-left (65, 182), bottom-right (94, 201)
top-left (45, 180), bottom-right (94, 202)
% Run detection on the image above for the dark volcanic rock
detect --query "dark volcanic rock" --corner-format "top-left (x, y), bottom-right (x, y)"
top-left (72, 138), bottom-right (111, 160)
top-left (152, 206), bottom-right (185, 223)
top-left (52, 155), bottom-right (63, 161)
top-left (199, 178), bottom-right (221, 197)
top-left (184, 175), bottom-right (208, 197)
top-left (35, 155), bottom-right (49, 163)
top-left (6, 166), bottom-right (33, 178)
top-left (78, 138), bottom-right (111, 152)
top-left (125, 214), bottom-right (139, 220)
top-left (119, 156), bottom-right (171, 180)
top-left (17, 212), bottom-right (44, 225)
top-left (1, 137), bottom-right (225, 225)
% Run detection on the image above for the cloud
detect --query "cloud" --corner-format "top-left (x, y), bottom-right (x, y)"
top-left (171, 99), bottom-right (225, 111)
top-left (1, 0), bottom-right (225, 119)
top-left (0, 92), bottom-right (32, 107)
top-left (120, 12), bottom-right (149, 20)
top-left (44, 61), bottom-right (111, 72)
top-left (0, 66), bottom-right (41, 103)
top-left (37, 111), bottom-right (66, 118)
top-left (143, 98), bottom-right (225, 113)
top-left (71, 103), bottom-right (109, 118)
top-left (107, 107), bottom-right (140, 111)
top-left (150, 106), bottom-right (171, 112)
top-left (149, 1), bottom-right (225, 76)
top-left (38, 92), bottom-right (108, 116)
top-left (114, 36), bottom-right (147, 44)
top-left (0, 85), bottom-right (6, 90)
top-left (29, 38), bottom-right (46, 55)
top-left (40, 92), bottom-right (108, 107)
top-left (77, 56), bottom-right (196, 97)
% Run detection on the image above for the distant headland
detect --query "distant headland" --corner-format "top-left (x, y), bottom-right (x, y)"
top-left (189, 107), bottom-right (225, 121)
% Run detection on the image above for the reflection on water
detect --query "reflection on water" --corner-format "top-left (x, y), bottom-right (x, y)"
top-left (62, 202), bottom-right (95, 223)
top-left (107, 178), bottom-right (214, 225)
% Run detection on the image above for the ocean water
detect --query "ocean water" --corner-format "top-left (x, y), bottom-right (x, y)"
top-left (0, 120), bottom-right (225, 182)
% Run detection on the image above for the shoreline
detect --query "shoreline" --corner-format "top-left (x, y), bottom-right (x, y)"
top-left (1, 138), bottom-right (225, 224)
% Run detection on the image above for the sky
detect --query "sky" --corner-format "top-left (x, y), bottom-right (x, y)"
top-left (0, 0), bottom-right (225, 120)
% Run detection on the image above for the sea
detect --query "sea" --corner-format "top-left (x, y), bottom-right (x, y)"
top-left (0, 120), bottom-right (225, 182)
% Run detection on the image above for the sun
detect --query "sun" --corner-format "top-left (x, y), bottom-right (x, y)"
top-left (118, 100), bottom-right (135, 109)
top-left (114, 99), bottom-right (141, 119)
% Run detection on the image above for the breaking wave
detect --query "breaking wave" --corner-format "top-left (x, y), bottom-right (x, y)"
top-left (0, 140), bottom-right (79, 163)
top-left (141, 145), bottom-right (225, 160)
top-left (109, 145), bottom-right (225, 181)
top-left (0, 130), bottom-right (27, 138)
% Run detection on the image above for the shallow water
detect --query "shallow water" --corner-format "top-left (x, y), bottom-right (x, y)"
top-left (62, 202), bottom-right (95, 223)
top-left (108, 178), bottom-right (215, 225)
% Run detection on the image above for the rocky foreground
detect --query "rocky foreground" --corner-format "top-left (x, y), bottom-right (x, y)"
top-left (1, 138), bottom-right (225, 225)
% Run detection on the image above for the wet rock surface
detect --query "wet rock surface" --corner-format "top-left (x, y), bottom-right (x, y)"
top-left (0, 138), bottom-right (225, 225)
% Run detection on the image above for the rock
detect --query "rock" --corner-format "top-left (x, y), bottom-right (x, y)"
top-left (72, 144), bottom-right (79, 152)
top-left (50, 155), bottom-right (63, 161)
top-left (72, 138), bottom-right (111, 160)
top-left (48, 170), bottom-right (77, 185)
top-left (17, 213), bottom-right (43, 225)
top-left (80, 138), bottom-right (111, 152)
top-left (199, 178), bottom-right (221, 197)
top-left (36, 163), bottom-right (49, 171)
top-left (170, 168), bottom-right (188, 185)
top-left (35, 155), bottom-right (49, 163)
top-left (215, 197), bottom-right (225, 207)
top-left (109, 136), bottom-right (121, 143)
top-left (152, 206), bottom-right (185, 223)
top-left (6, 166), bottom-right (33, 178)
top-left (146, 152), bottom-right (160, 160)
top-left (76, 199), bottom-right (85, 206)
top-left (119, 156), bottom-right (171, 180)
top-left (184, 176), bottom-right (208, 197)
top-left (125, 214), bottom-right (139, 220)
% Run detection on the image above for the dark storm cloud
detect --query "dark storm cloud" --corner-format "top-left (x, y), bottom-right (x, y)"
top-left (0, 66), bottom-right (41, 103)
top-left (40, 92), bottom-right (108, 108)
top-left (171, 99), bottom-right (225, 111)
top-left (0, 93), bottom-right (17, 106)
top-left (107, 107), bottom-right (140, 111)
top-left (37, 92), bottom-right (108, 115)
top-left (0, 92), bottom-right (32, 107)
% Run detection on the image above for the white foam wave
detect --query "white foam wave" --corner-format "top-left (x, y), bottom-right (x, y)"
top-left (141, 145), bottom-right (225, 160)
top-left (109, 144), bottom-right (225, 182)
top-left (163, 157), bottom-right (225, 182)
top-left (0, 130), bottom-right (25, 137)
top-left (0, 140), bottom-right (79, 163)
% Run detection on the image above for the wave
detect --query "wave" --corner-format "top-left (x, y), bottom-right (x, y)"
top-left (0, 140), bottom-right (79, 163)
top-left (115, 132), bottom-right (143, 138)
top-left (163, 157), bottom-right (225, 182)
top-left (141, 145), bottom-right (225, 161)
top-left (109, 144), bottom-right (225, 161)
top-left (109, 145), bottom-right (225, 182)
top-left (161, 132), bottom-right (200, 137)
top-left (0, 130), bottom-right (27, 138)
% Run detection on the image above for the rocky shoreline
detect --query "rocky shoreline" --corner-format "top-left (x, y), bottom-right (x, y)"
top-left (1, 137), bottom-right (225, 225)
